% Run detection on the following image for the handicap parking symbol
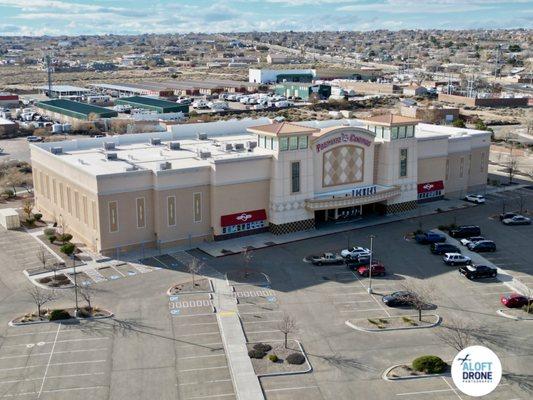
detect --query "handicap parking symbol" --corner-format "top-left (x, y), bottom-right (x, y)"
top-left (266, 296), bottom-right (277, 303)
top-left (110, 275), bottom-right (120, 280)
top-left (127, 271), bottom-right (137, 276)
top-left (169, 296), bottom-right (179, 301)
top-left (170, 309), bottom-right (180, 315)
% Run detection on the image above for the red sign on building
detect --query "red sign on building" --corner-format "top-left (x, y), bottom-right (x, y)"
top-left (221, 209), bottom-right (267, 227)
top-left (417, 180), bottom-right (444, 194)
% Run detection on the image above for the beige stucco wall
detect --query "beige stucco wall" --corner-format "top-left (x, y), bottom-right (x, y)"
top-left (417, 157), bottom-right (447, 186)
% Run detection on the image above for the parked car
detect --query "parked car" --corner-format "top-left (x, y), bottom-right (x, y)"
top-left (459, 236), bottom-right (485, 246)
top-left (449, 225), bottom-right (481, 238)
top-left (356, 262), bottom-right (386, 277)
top-left (499, 212), bottom-right (518, 221)
top-left (459, 264), bottom-right (497, 280)
top-left (341, 246), bottom-right (371, 259)
top-left (443, 253), bottom-right (472, 266)
top-left (464, 194), bottom-right (486, 204)
top-left (431, 243), bottom-right (461, 255)
top-left (415, 231), bottom-right (446, 244)
top-left (310, 253), bottom-right (344, 266)
top-left (382, 291), bottom-right (416, 307)
top-left (345, 255), bottom-right (371, 269)
top-left (467, 240), bottom-right (496, 252)
top-left (26, 135), bottom-right (43, 142)
top-left (502, 215), bottom-right (531, 226)
top-left (500, 293), bottom-right (532, 309)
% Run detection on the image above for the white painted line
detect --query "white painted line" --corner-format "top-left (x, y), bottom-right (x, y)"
top-left (2, 337), bottom-right (109, 348)
top-left (173, 313), bottom-right (218, 318)
top-left (238, 311), bottom-right (283, 315)
top-left (183, 322), bottom-right (218, 326)
top-left (37, 323), bottom-right (60, 398)
top-left (187, 393), bottom-right (235, 399)
top-left (180, 354), bottom-right (225, 360)
top-left (333, 300), bottom-right (373, 304)
top-left (0, 359), bottom-right (105, 372)
top-left (179, 379), bottom-right (231, 386)
top-left (180, 366), bottom-right (228, 372)
top-left (350, 270), bottom-right (392, 317)
top-left (242, 320), bottom-right (281, 324)
top-left (41, 385), bottom-right (107, 394)
top-left (176, 342), bottom-right (223, 348)
top-left (244, 330), bottom-right (280, 334)
top-left (0, 391), bottom-right (37, 398)
top-left (6, 328), bottom-right (109, 337)
top-left (339, 308), bottom-right (384, 313)
top-left (331, 292), bottom-right (370, 296)
top-left (0, 347), bottom-right (109, 360)
top-left (396, 388), bottom-right (457, 396)
top-left (111, 265), bottom-right (126, 277)
top-left (480, 291), bottom-right (513, 295)
top-left (46, 372), bottom-right (105, 379)
top-left (175, 332), bottom-right (220, 337)
top-left (441, 376), bottom-right (464, 400)
top-left (264, 386), bottom-right (319, 392)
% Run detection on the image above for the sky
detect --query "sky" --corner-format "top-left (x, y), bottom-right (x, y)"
top-left (0, 0), bottom-right (531, 36)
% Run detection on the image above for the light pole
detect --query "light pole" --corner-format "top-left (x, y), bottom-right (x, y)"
top-left (72, 254), bottom-right (79, 316)
top-left (367, 235), bottom-right (375, 294)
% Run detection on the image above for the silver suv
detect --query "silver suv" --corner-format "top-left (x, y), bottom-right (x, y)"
top-left (443, 253), bottom-right (472, 266)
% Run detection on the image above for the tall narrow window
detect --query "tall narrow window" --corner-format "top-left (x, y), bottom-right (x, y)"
top-left (291, 161), bottom-right (301, 193)
top-left (45, 175), bottom-right (50, 199)
top-left (52, 179), bottom-right (57, 204)
top-left (82, 195), bottom-right (88, 224)
top-left (298, 135), bottom-right (308, 149)
top-left (481, 152), bottom-right (485, 172)
top-left (391, 127), bottom-right (399, 140)
top-left (445, 159), bottom-right (450, 180)
top-left (280, 137), bottom-right (289, 151)
top-left (59, 183), bottom-right (64, 209)
top-left (92, 200), bottom-right (97, 230)
top-left (167, 196), bottom-right (176, 226)
top-left (136, 197), bottom-right (146, 228)
top-left (66, 186), bottom-right (72, 214)
top-left (193, 193), bottom-right (202, 223)
top-left (399, 149), bottom-right (408, 177)
top-left (289, 136), bottom-right (298, 150)
top-left (74, 191), bottom-right (80, 219)
top-left (468, 155), bottom-right (472, 175)
top-left (460, 157), bottom-right (464, 178)
top-left (39, 172), bottom-right (44, 195)
top-left (108, 201), bottom-right (119, 232)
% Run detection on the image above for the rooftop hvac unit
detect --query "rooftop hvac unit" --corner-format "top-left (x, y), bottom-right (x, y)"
top-left (246, 141), bottom-right (257, 150)
top-left (103, 142), bottom-right (115, 150)
top-left (126, 165), bottom-right (138, 171)
top-left (198, 150), bottom-right (211, 159)
top-left (159, 161), bottom-right (171, 171)
top-left (225, 143), bottom-right (233, 151)
top-left (168, 141), bottom-right (181, 150)
top-left (234, 143), bottom-right (245, 151)
top-left (106, 152), bottom-right (118, 160)
top-left (50, 147), bottom-right (63, 155)
top-left (197, 132), bottom-right (208, 140)
top-left (150, 138), bottom-right (162, 146)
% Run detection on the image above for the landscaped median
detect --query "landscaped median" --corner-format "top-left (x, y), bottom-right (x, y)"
top-left (497, 307), bottom-right (533, 321)
top-left (167, 277), bottom-right (213, 295)
top-left (247, 340), bottom-right (311, 377)
top-left (9, 306), bottom-right (113, 326)
top-left (383, 355), bottom-right (450, 381)
top-left (346, 314), bottom-right (441, 332)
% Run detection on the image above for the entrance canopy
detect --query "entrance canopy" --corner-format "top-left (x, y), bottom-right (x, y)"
top-left (305, 184), bottom-right (400, 211)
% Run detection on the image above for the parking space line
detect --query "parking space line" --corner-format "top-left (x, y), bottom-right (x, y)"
top-left (441, 377), bottom-right (464, 400)
top-left (349, 271), bottom-right (392, 317)
top-left (6, 328), bottom-right (109, 337)
top-left (180, 366), bottom-right (228, 372)
top-left (179, 379), bottom-right (231, 386)
top-left (183, 322), bottom-right (218, 326)
top-left (264, 386), bottom-right (319, 392)
top-left (0, 372), bottom-right (104, 386)
top-left (2, 337), bottom-right (109, 348)
top-left (187, 393), bottom-right (235, 399)
top-left (244, 330), bottom-right (279, 334)
top-left (480, 291), bottom-right (513, 295)
top-left (41, 385), bottom-right (107, 394)
top-left (175, 332), bottom-right (220, 337)
top-left (339, 308), bottom-right (384, 313)
top-left (173, 313), bottom-right (217, 318)
top-left (176, 342), bottom-right (222, 348)
top-left (333, 300), bottom-right (373, 304)
top-left (110, 265), bottom-right (126, 277)
top-left (180, 354), bottom-right (225, 360)
top-left (0, 359), bottom-right (105, 372)
top-left (242, 320), bottom-right (281, 324)
top-left (239, 311), bottom-right (282, 315)
top-left (396, 388), bottom-right (457, 396)
top-left (37, 323), bottom-right (60, 398)
top-left (0, 347), bottom-right (109, 360)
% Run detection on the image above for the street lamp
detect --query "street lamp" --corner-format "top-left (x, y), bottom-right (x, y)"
top-left (367, 235), bottom-right (375, 294)
top-left (72, 254), bottom-right (79, 316)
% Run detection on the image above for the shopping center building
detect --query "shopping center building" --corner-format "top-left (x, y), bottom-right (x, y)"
top-left (30, 115), bottom-right (491, 254)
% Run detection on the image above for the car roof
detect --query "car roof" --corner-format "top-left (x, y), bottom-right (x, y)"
top-left (445, 252), bottom-right (462, 256)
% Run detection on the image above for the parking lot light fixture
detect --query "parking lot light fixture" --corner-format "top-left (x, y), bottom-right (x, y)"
top-left (367, 235), bottom-right (375, 294)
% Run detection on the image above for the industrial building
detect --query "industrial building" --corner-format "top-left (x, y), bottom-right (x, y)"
top-left (115, 96), bottom-right (189, 114)
top-left (30, 115), bottom-right (490, 255)
top-left (438, 93), bottom-right (529, 108)
top-left (274, 82), bottom-right (331, 100)
top-left (37, 85), bottom-right (91, 99)
top-left (36, 99), bottom-right (118, 122)
top-left (0, 92), bottom-right (19, 108)
top-left (89, 83), bottom-right (175, 98)
top-left (249, 69), bottom-right (316, 84)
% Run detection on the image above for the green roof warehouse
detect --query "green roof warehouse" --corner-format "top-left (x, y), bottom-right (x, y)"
top-left (115, 96), bottom-right (189, 114)
top-left (36, 99), bottom-right (118, 122)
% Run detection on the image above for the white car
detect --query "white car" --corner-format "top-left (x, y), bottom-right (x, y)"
top-left (459, 236), bottom-right (485, 246)
top-left (443, 253), bottom-right (471, 266)
top-left (341, 246), bottom-right (372, 259)
top-left (502, 215), bottom-right (531, 225)
top-left (464, 194), bottom-right (485, 204)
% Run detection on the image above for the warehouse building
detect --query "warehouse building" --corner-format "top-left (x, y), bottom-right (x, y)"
top-left (115, 96), bottom-right (189, 114)
top-left (30, 115), bottom-right (490, 254)
top-left (89, 83), bottom-right (175, 98)
top-left (249, 68), bottom-right (316, 84)
top-left (36, 99), bottom-right (118, 122)
top-left (274, 82), bottom-right (331, 100)
top-left (37, 85), bottom-right (91, 99)
top-left (0, 92), bottom-right (19, 108)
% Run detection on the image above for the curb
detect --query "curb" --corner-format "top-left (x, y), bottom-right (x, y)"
top-left (382, 363), bottom-right (450, 381)
top-left (496, 309), bottom-right (533, 321)
top-left (248, 339), bottom-right (312, 378)
top-left (166, 279), bottom-right (214, 296)
top-left (9, 309), bottom-right (114, 327)
top-left (345, 314), bottom-right (441, 332)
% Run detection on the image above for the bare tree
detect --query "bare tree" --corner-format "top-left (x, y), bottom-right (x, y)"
top-left (79, 284), bottom-right (95, 310)
top-left (506, 155), bottom-right (519, 184)
top-left (22, 199), bottom-right (33, 219)
top-left (397, 283), bottom-right (434, 322)
top-left (187, 258), bottom-right (202, 287)
top-left (242, 248), bottom-right (253, 278)
top-left (277, 314), bottom-right (298, 349)
top-left (27, 285), bottom-right (57, 317)
top-left (36, 245), bottom-right (48, 271)
top-left (434, 317), bottom-right (475, 352)
top-left (46, 261), bottom-right (63, 280)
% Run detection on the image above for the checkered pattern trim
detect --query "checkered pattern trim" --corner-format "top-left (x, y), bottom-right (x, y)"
top-left (269, 219), bottom-right (315, 235)
top-left (323, 145), bottom-right (364, 187)
top-left (385, 200), bottom-right (418, 214)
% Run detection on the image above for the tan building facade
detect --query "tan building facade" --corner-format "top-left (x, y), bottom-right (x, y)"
top-left (30, 116), bottom-right (490, 255)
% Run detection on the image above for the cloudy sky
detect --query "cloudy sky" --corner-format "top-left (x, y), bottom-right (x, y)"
top-left (0, 0), bottom-right (531, 36)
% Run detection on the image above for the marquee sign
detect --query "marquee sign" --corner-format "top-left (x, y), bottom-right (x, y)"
top-left (417, 180), bottom-right (444, 194)
top-left (316, 133), bottom-right (372, 153)
top-left (221, 209), bottom-right (267, 227)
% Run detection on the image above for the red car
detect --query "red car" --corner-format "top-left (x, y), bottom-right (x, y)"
top-left (357, 262), bottom-right (386, 277)
top-left (500, 293), bottom-right (532, 308)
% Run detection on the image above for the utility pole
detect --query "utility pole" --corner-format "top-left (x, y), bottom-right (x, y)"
top-left (46, 54), bottom-right (53, 98)
top-left (72, 254), bottom-right (79, 315)
top-left (367, 235), bottom-right (375, 294)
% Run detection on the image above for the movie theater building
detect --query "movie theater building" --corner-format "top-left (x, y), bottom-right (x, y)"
top-left (30, 115), bottom-right (490, 254)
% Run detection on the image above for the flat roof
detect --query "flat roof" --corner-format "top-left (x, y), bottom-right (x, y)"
top-left (248, 122), bottom-right (319, 137)
top-left (116, 96), bottom-right (183, 110)
top-left (36, 85), bottom-right (91, 93)
top-left (36, 99), bottom-right (118, 119)
top-left (358, 114), bottom-right (421, 126)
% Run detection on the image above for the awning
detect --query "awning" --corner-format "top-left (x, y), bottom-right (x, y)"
top-left (305, 185), bottom-right (401, 211)
top-left (221, 209), bottom-right (267, 227)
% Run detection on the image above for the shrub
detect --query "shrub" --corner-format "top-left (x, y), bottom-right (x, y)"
top-left (77, 308), bottom-right (92, 318)
top-left (253, 343), bottom-right (272, 353)
top-left (58, 233), bottom-right (73, 243)
top-left (412, 356), bottom-right (447, 374)
top-left (286, 352), bottom-right (305, 365)
top-left (44, 228), bottom-right (56, 237)
top-left (60, 242), bottom-right (75, 256)
top-left (248, 349), bottom-right (266, 359)
top-left (34, 213), bottom-right (42, 221)
top-left (39, 277), bottom-right (52, 284)
top-left (3, 189), bottom-right (15, 198)
top-left (49, 309), bottom-right (71, 321)
top-left (48, 235), bottom-right (56, 244)
top-left (268, 354), bottom-right (279, 362)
